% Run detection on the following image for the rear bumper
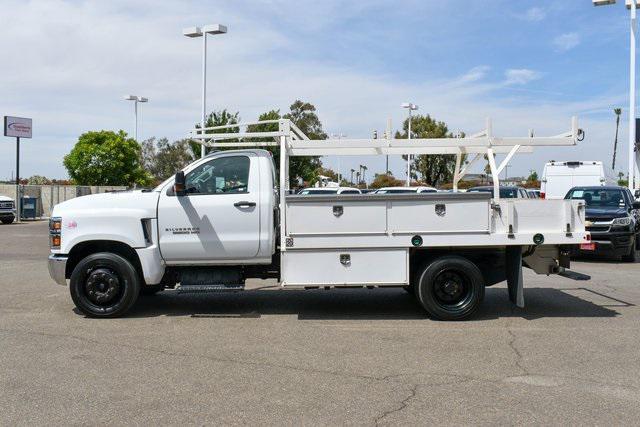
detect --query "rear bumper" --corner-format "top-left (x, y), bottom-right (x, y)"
top-left (48, 254), bottom-right (68, 286)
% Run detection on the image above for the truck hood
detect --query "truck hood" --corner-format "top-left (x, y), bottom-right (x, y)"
top-left (52, 190), bottom-right (159, 219)
top-left (585, 206), bottom-right (629, 220)
top-left (0, 195), bottom-right (13, 202)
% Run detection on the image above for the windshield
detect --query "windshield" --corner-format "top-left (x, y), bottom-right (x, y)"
top-left (376, 189), bottom-right (418, 194)
top-left (468, 188), bottom-right (519, 198)
top-left (299, 189), bottom-right (338, 195)
top-left (565, 188), bottom-right (626, 208)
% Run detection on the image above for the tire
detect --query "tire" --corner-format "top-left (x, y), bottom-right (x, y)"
top-left (416, 255), bottom-right (485, 321)
top-left (140, 284), bottom-right (164, 296)
top-left (622, 235), bottom-right (639, 263)
top-left (1, 217), bottom-right (14, 224)
top-left (70, 252), bottom-right (141, 318)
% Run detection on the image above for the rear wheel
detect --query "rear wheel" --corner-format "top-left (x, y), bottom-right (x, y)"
top-left (1, 216), bottom-right (14, 224)
top-left (416, 255), bottom-right (485, 320)
top-left (70, 252), bottom-right (140, 318)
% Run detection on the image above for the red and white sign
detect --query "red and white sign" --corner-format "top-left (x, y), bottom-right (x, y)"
top-left (4, 116), bottom-right (32, 138)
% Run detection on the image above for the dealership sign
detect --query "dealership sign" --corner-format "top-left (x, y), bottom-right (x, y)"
top-left (4, 116), bottom-right (32, 138)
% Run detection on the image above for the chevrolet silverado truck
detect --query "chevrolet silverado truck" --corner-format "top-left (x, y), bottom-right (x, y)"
top-left (566, 186), bottom-right (640, 261)
top-left (48, 118), bottom-right (589, 320)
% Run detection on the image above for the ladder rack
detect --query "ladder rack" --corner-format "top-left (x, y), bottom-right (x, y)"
top-left (187, 116), bottom-right (580, 194)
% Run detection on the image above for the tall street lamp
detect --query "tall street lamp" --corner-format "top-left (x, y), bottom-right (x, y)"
top-left (401, 102), bottom-right (419, 186)
top-left (593, 0), bottom-right (639, 190)
top-left (331, 132), bottom-right (346, 183)
top-left (123, 95), bottom-right (148, 142)
top-left (183, 24), bottom-right (228, 158)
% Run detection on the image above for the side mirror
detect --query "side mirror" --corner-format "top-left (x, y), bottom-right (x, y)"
top-left (174, 171), bottom-right (186, 196)
top-left (633, 201), bottom-right (640, 210)
top-left (635, 189), bottom-right (640, 199)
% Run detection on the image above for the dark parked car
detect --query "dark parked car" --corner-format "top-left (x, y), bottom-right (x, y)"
top-left (565, 186), bottom-right (640, 262)
top-left (467, 186), bottom-right (530, 198)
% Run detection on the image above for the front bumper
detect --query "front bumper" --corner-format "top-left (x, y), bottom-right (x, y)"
top-left (580, 230), bottom-right (635, 256)
top-left (48, 254), bottom-right (68, 286)
top-left (0, 210), bottom-right (16, 218)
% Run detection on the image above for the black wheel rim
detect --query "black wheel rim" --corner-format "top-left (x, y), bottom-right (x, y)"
top-left (83, 266), bottom-right (124, 307)
top-left (432, 269), bottom-right (473, 309)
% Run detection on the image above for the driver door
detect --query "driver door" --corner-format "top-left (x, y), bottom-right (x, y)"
top-left (157, 153), bottom-right (261, 263)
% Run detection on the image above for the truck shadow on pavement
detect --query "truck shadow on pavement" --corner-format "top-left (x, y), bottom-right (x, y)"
top-left (124, 287), bottom-right (625, 321)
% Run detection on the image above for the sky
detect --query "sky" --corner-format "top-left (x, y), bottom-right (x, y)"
top-left (0, 0), bottom-right (636, 183)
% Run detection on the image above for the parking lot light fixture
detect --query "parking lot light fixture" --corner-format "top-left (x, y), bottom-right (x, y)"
top-left (123, 95), bottom-right (148, 142)
top-left (401, 102), bottom-right (419, 186)
top-left (593, 0), bottom-right (640, 190)
top-left (183, 23), bottom-right (228, 158)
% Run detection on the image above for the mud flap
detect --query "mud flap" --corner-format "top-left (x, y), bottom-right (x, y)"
top-left (505, 246), bottom-right (524, 308)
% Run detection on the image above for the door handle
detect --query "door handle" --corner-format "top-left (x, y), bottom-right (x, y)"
top-left (234, 201), bottom-right (256, 208)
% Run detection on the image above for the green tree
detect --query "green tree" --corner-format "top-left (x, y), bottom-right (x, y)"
top-left (27, 175), bottom-right (51, 185)
top-left (63, 130), bottom-right (151, 186)
top-left (527, 170), bottom-right (539, 182)
top-left (370, 173), bottom-right (404, 189)
top-left (283, 100), bottom-right (325, 185)
top-left (395, 114), bottom-right (463, 186)
top-left (284, 100), bottom-right (328, 140)
top-left (618, 171), bottom-right (628, 187)
top-left (141, 137), bottom-right (195, 183)
top-left (190, 109), bottom-right (240, 156)
top-left (248, 101), bottom-right (326, 186)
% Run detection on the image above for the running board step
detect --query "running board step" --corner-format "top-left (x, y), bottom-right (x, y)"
top-left (558, 270), bottom-right (591, 281)
top-left (178, 284), bottom-right (245, 294)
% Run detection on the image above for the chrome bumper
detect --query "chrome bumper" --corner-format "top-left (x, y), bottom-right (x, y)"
top-left (48, 254), bottom-right (68, 286)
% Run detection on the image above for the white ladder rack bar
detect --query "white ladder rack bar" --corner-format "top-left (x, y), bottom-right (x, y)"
top-left (186, 116), bottom-right (580, 200)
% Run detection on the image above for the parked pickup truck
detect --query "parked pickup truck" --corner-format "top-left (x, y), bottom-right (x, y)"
top-left (0, 195), bottom-right (16, 224)
top-left (565, 186), bottom-right (640, 261)
top-left (48, 119), bottom-right (589, 320)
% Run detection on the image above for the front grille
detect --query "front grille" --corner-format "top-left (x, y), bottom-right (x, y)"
top-left (587, 225), bottom-right (610, 233)
top-left (0, 201), bottom-right (14, 209)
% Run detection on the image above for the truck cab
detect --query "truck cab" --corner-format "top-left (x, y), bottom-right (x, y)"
top-left (48, 150), bottom-right (278, 317)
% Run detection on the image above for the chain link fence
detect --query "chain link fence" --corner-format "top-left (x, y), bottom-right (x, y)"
top-left (0, 184), bottom-right (127, 218)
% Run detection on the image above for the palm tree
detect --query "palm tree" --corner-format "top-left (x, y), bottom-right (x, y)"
top-left (613, 108), bottom-right (622, 170)
top-left (350, 168), bottom-right (355, 185)
top-left (356, 171), bottom-right (361, 185)
top-left (361, 165), bottom-right (368, 184)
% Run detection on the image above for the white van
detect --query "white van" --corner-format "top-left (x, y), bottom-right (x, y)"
top-left (541, 161), bottom-right (616, 199)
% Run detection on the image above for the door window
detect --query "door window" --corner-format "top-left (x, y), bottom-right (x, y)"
top-left (185, 156), bottom-right (250, 195)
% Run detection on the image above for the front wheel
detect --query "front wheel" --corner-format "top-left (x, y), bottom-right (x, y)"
top-left (622, 235), bottom-right (639, 263)
top-left (70, 252), bottom-right (140, 318)
top-left (1, 217), bottom-right (14, 224)
top-left (416, 255), bottom-right (485, 321)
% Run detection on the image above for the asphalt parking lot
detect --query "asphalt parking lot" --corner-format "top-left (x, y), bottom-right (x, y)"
top-left (1, 221), bottom-right (639, 425)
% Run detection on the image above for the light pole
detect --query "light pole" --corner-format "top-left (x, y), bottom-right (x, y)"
top-left (593, 0), bottom-right (639, 190)
top-left (401, 102), bottom-right (419, 186)
top-left (183, 24), bottom-right (228, 158)
top-left (331, 132), bottom-right (346, 183)
top-left (123, 95), bottom-right (148, 142)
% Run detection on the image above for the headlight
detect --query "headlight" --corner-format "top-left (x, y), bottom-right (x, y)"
top-left (612, 217), bottom-right (632, 227)
top-left (49, 217), bottom-right (61, 248)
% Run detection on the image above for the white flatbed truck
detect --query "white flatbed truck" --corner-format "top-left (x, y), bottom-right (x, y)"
top-left (48, 117), bottom-right (589, 320)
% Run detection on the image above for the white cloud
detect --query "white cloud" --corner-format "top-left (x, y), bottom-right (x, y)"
top-left (504, 69), bottom-right (542, 85)
top-left (553, 32), bottom-right (581, 52)
top-left (522, 7), bottom-right (545, 22)
top-left (458, 66), bottom-right (491, 84)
